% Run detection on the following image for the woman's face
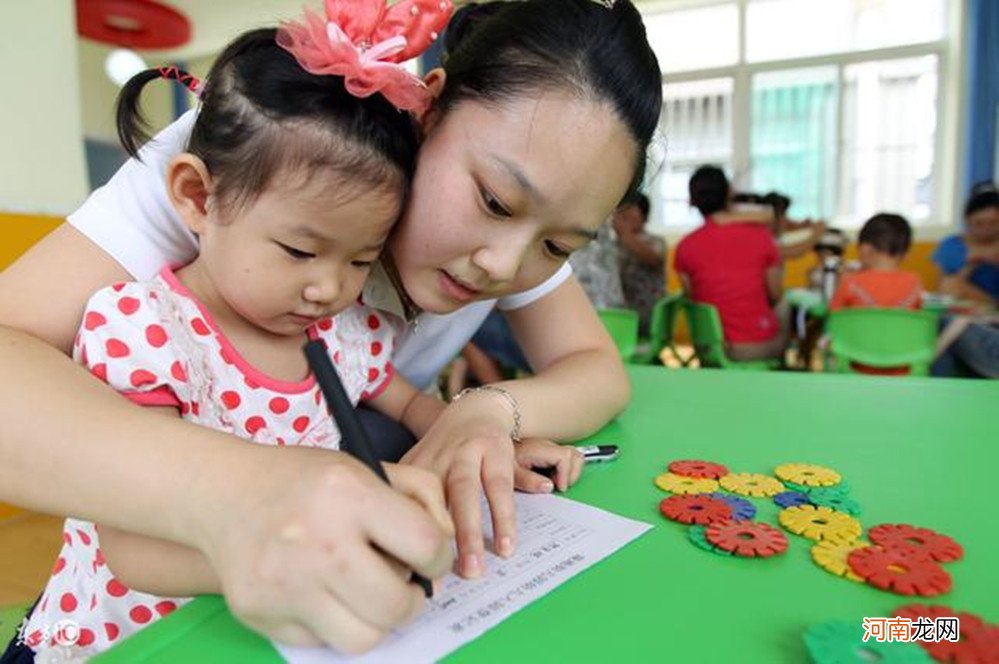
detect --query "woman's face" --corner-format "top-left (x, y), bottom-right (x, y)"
top-left (389, 91), bottom-right (637, 314)
top-left (966, 205), bottom-right (999, 244)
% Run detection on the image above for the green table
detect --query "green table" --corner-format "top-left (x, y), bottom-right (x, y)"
top-left (99, 367), bottom-right (999, 662)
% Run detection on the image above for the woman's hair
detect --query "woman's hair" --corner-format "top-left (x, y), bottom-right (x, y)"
top-left (116, 29), bottom-right (420, 214)
top-left (688, 165), bottom-right (730, 217)
top-left (859, 212), bottom-right (912, 257)
top-left (965, 182), bottom-right (999, 219)
top-left (439, 0), bottom-right (662, 198)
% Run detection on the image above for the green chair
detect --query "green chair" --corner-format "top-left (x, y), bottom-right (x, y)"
top-left (597, 307), bottom-right (639, 361)
top-left (825, 308), bottom-right (939, 376)
top-left (682, 300), bottom-right (780, 371)
top-left (0, 601), bottom-right (32, 649)
top-left (634, 293), bottom-right (689, 365)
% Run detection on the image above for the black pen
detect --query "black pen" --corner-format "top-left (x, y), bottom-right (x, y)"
top-left (304, 340), bottom-right (433, 598)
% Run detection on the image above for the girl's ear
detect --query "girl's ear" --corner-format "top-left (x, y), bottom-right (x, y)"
top-left (415, 68), bottom-right (448, 134)
top-left (166, 154), bottom-right (214, 234)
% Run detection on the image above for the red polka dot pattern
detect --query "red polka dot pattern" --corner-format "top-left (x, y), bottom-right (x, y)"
top-left (84, 311), bottom-right (107, 330)
top-left (245, 416), bottom-right (266, 435)
top-left (105, 339), bottom-right (130, 358)
top-left (146, 324), bottom-right (168, 347)
top-left (117, 297), bottom-right (140, 315)
top-left (47, 282), bottom-right (398, 651)
top-left (106, 579), bottom-right (128, 597)
top-left (130, 605), bottom-right (153, 624)
top-left (60, 593), bottom-right (77, 612)
top-left (221, 391), bottom-right (241, 410)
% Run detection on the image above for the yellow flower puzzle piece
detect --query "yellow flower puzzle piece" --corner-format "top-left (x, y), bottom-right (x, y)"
top-left (779, 505), bottom-right (861, 542)
top-left (811, 539), bottom-right (869, 582)
top-left (718, 472), bottom-right (784, 497)
top-left (774, 463), bottom-right (841, 487)
top-left (654, 472), bottom-right (719, 495)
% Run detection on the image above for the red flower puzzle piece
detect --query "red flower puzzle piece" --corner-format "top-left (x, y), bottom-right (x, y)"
top-left (659, 494), bottom-right (733, 525)
top-left (869, 524), bottom-right (964, 563)
top-left (848, 546), bottom-right (952, 597)
top-left (705, 520), bottom-right (789, 558)
top-left (667, 459), bottom-right (730, 479)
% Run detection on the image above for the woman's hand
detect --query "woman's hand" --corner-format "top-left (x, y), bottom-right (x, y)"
top-left (401, 390), bottom-right (520, 579)
top-left (198, 448), bottom-right (454, 654)
top-left (513, 439), bottom-right (585, 494)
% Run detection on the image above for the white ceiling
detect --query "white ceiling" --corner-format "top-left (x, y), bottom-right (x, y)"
top-left (133, 0), bottom-right (308, 61)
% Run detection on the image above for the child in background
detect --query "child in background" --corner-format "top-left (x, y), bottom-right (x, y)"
top-left (829, 213), bottom-right (923, 311)
top-left (675, 165), bottom-right (788, 362)
top-left (612, 193), bottom-right (666, 336)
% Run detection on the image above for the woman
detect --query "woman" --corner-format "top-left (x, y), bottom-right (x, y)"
top-left (933, 183), bottom-right (999, 306)
top-left (0, 0), bottom-right (661, 653)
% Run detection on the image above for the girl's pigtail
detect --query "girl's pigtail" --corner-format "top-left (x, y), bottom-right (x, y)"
top-left (115, 67), bottom-right (202, 159)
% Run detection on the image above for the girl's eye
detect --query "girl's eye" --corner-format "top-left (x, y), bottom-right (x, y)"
top-left (351, 260), bottom-right (375, 269)
top-left (481, 187), bottom-right (512, 218)
top-left (544, 240), bottom-right (572, 259)
top-left (277, 242), bottom-right (315, 260)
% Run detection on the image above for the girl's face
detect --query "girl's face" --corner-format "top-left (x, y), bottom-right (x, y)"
top-left (192, 168), bottom-right (401, 336)
top-left (389, 91), bottom-right (637, 314)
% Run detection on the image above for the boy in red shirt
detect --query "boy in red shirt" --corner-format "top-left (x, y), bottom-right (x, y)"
top-left (829, 213), bottom-right (923, 311)
top-left (674, 166), bottom-right (788, 362)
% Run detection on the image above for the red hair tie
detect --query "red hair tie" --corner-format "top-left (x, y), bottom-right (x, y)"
top-left (157, 66), bottom-right (202, 97)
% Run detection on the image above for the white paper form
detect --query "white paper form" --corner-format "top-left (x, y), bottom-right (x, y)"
top-left (276, 493), bottom-right (651, 664)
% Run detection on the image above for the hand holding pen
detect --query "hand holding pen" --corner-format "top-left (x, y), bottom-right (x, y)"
top-left (304, 340), bottom-right (441, 598)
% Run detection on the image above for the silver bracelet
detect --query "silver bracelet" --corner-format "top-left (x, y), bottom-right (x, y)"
top-left (452, 385), bottom-right (522, 442)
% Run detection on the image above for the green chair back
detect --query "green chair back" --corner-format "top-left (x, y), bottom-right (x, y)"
top-left (635, 293), bottom-right (687, 365)
top-left (597, 307), bottom-right (639, 361)
top-left (682, 300), bottom-right (778, 371)
top-left (825, 308), bottom-right (939, 376)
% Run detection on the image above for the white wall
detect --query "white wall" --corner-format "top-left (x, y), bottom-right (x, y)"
top-left (0, 2), bottom-right (88, 215)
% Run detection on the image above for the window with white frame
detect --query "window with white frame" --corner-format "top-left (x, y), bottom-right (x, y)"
top-left (641, 0), bottom-right (952, 232)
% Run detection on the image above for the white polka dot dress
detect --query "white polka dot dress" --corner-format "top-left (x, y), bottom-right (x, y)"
top-left (23, 267), bottom-right (397, 657)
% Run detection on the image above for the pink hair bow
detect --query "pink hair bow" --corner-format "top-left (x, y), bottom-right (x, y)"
top-left (277, 0), bottom-right (454, 112)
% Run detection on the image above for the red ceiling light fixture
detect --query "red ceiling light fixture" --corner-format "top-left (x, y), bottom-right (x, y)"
top-left (76, 0), bottom-right (192, 50)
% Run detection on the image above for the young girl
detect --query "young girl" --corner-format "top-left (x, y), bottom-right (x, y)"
top-left (0, 0), bottom-right (662, 652)
top-left (12, 11), bottom-right (461, 659)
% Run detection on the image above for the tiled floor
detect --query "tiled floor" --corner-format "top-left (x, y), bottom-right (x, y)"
top-left (0, 506), bottom-right (62, 606)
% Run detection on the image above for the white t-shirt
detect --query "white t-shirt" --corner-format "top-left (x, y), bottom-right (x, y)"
top-left (68, 111), bottom-right (571, 389)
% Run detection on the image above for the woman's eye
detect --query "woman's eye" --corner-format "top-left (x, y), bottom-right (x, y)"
top-left (544, 240), bottom-right (572, 259)
top-left (481, 187), bottom-right (512, 217)
top-left (278, 242), bottom-right (314, 260)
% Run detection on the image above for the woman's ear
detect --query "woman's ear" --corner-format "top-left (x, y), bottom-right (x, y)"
top-left (415, 68), bottom-right (448, 133)
top-left (166, 154), bottom-right (213, 234)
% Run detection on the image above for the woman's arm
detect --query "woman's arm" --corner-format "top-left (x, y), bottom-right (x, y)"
top-left (937, 269), bottom-right (994, 303)
top-left (0, 225), bottom-right (453, 652)
top-left (403, 277), bottom-right (626, 578)
top-left (498, 276), bottom-right (629, 438)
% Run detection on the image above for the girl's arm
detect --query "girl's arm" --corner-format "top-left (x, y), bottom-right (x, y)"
top-left (403, 276), bottom-right (623, 578)
top-left (0, 225), bottom-right (453, 651)
top-left (366, 375), bottom-right (445, 439)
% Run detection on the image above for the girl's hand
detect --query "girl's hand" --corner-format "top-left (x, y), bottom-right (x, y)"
top-left (513, 439), bottom-right (585, 493)
top-left (199, 448), bottom-right (453, 654)
top-left (401, 390), bottom-right (520, 579)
